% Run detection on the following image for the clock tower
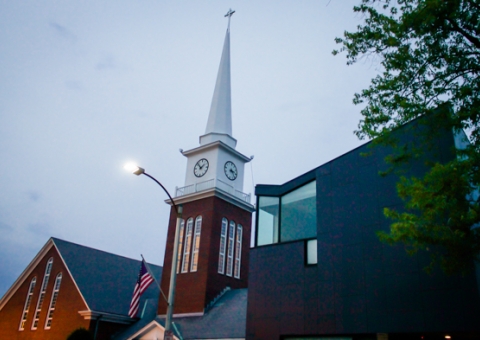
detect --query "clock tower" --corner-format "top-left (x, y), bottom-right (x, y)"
top-left (158, 11), bottom-right (254, 317)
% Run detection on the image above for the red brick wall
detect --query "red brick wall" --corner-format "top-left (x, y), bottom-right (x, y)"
top-left (158, 195), bottom-right (252, 315)
top-left (0, 246), bottom-right (90, 339)
top-left (205, 197), bottom-right (251, 303)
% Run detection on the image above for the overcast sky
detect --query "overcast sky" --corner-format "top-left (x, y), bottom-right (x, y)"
top-left (0, 1), bottom-right (381, 297)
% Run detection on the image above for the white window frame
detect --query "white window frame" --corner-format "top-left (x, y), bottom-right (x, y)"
top-left (190, 216), bottom-right (202, 272)
top-left (226, 221), bottom-right (236, 277)
top-left (19, 277), bottom-right (36, 330)
top-left (234, 224), bottom-right (243, 279)
top-left (218, 218), bottom-right (228, 274)
top-left (44, 272), bottom-right (62, 329)
top-left (32, 257), bottom-right (53, 330)
top-left (181, 218), bottom-right (193, 273)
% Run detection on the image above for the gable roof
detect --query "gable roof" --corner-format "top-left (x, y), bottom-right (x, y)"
top-left (117, 288), bottom-right (248, 340)
top-left (0, 237), bottom-right (162, 319)
top-left (52, 238), bottom-right (162, 316)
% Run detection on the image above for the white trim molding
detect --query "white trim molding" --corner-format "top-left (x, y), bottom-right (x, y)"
top-left (78, 310), bottom-right (135, 325)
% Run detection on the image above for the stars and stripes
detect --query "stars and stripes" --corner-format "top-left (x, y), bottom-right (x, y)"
top-left (128, 260), bottom-right (154, 318)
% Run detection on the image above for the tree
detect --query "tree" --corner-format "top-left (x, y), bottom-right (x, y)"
top-left (66, 327), bottom-right (94, 340)
top-left (333, 0), bottom-right (480, 274)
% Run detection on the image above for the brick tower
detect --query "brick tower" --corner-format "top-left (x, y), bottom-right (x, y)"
top-left (158, 11), bottom-right (254, 316)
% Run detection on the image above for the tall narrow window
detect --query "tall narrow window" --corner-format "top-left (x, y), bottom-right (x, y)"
top-left (257, 196), bottom-right (280, 246)
top-left (181, 218), bottom-right (193, 273)
top-left (234, 225), bottom-right (243, 279)
top-left (44, 273), bottom-right (62, 329)
top-left (32, 258), bottom-right (53, 329)
top-left (218, 218), bottom-right (228, 274)
top-left (19, 277), bottom-right (36, 330)
top-left (176, 219), bottom-right (185, 274)
top-left (226, 221), bottom-right (236, 276)
top-left (190, 216), bottom-right (202, 272)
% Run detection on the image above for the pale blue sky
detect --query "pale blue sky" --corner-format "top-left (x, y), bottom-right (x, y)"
top-left (0, 1), bottom-right (379, 297)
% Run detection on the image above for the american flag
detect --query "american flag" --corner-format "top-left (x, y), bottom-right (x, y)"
top-left (128, 260), bottom-right (154, 318)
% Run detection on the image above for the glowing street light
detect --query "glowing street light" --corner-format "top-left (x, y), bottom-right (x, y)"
top-left (125, 163), bottom-right (182, 340)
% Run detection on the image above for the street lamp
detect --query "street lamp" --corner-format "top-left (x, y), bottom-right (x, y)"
top-left (125, 163), bottom-right (182, 340)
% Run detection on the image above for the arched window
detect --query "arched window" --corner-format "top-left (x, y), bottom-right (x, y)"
top-left (234, 225), bottom-right (243, 279)
top-left (218, 218), bottom-right (228, 274)
top-left (19, 277), bottom-right (36, 330)
top-left (45, 273), bottom-right (62, 329)
top-left (226, 221), bottom-right (236, 277)
top-left (190, 216), bottom-right (202, 272)
top-left (32, 257), bottom-right (53, 329)
top-left (181, 218), bottom-right (193, 273)
top-left (176, 219), bottom-right (185, 274)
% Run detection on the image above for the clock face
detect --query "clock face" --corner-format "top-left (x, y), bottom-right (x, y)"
top-left (194, 158), bottom-right (209, 177)
top-left (224, 161), bottom-right (238, 181)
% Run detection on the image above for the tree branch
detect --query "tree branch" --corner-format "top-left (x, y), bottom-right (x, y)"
top-left (446, 17), bottom-right (480, 50)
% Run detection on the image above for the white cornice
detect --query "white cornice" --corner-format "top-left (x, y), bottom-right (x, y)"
top-left (165, 187), bottom-right (254, 212)
top-left (127, 319), bottom-right (243, 340)
top-left (181, 140), bottom-right (251, 163)
top-left (127, 320), bottom-right (179, 340)
top-left (78, 310), bottom-right (135, 325)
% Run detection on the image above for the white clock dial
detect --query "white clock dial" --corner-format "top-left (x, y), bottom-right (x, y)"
top-left (224, 161), bottom-right (238, 181)
top-left (194, 158), bottom-right (209, 177)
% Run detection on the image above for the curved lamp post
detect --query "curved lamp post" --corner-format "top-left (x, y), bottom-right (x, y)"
top-left (125, 163), bottom-right (182, 340)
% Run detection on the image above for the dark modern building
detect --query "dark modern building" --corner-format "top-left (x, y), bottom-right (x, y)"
top-left (247, 117), bottom-right (480, 340)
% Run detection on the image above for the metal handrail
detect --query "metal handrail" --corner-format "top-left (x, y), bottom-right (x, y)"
top-left (175, 179), bottom-right (251, 203)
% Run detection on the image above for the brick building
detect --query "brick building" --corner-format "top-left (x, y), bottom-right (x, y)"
top-left (0, 238), bottom-right (161, 340)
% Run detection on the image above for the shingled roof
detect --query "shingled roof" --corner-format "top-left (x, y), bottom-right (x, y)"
top-left (171, 288), bottom-right (247, 339)
top-left (52, 238), bottom-right (162, 316)
top-left (116, 288), bottom-right (248, 340)
top-left (0, 237), bottom-right (162, 320)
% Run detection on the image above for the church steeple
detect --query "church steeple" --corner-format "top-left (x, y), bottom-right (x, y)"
top-left (158, 10), bottom-right (253, 317)
top-left (199, 9), bottom-right (237, 149)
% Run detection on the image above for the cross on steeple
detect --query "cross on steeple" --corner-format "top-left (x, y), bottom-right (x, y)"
top-left (225, 8), bottom-right (235, 30)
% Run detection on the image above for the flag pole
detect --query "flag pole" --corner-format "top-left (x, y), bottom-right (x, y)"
top-left (141, 254), bottom-right (169, 304)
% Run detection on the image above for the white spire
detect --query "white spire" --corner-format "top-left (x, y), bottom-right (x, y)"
top-left (200, 10), bottom-right (237, 149)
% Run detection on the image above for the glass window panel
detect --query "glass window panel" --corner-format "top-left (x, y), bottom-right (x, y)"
top-left (234, 225), bottom-right (242, 278)
top-left (226, 221), bottom-right (235, 276)
top-left (45, 273), bottom-right (62, 329)
top-left (32, 258), bottom-right (53, 330)
top-left (190, 216), bottom-right (202, 272)
top-left (306, 239), bottom-right (317, 265)
top-left (281, 181), bottom-right (317, 242)
top-left (176, 219), bottom-right (185, 274)
top-left (19, 277), bottom-right (36, 330)
top-left (181, 218), bottom-right (193, 273)
top-left (257, 196), bottom-right (279, 246)
top-left (218, 218), bottom-right (228, 274)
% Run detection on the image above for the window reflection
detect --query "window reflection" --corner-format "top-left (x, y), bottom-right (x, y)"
top-left (281, 181), bottom-right (316, 242)
top-left (257, 181), bottom-right (317, 246)
top-left (257, 196), bottom-right (279, 246)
